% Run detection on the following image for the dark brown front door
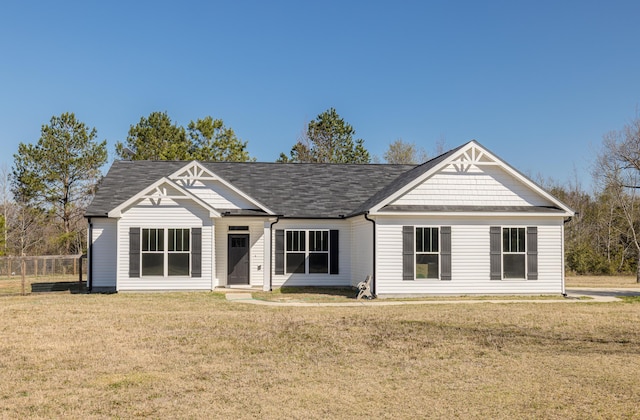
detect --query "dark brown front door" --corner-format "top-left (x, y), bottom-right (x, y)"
top-left (228, 234), bottom-right (249, 285)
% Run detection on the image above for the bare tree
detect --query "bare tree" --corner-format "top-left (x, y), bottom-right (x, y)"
top-left (0, 164), bottom-right (13, 256)
top-left (596, 116), bottom-right (640, 282)
top-left (383, 139), bottom-right (428, 164)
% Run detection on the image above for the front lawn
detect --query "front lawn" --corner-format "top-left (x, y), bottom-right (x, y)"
top-left (1, 292), bottom-right (639, 418)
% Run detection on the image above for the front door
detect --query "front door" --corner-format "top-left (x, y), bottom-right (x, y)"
top-left (228, 234), bottom-right (250, 285)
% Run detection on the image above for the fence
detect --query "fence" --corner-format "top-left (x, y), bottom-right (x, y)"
top-left (0, 254), bottom-right (87, 296)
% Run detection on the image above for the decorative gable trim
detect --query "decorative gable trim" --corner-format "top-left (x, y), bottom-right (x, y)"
top-left (169, 161), bottom-right (275, 215)
top-left (169, 161), bottom-right (219, 183)
top-left (369, 140), bottom-right (574, 217)
top-left (107, 177), bottom-right (220, 218)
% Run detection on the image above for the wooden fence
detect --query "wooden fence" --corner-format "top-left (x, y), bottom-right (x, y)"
top-left (0, 254), bottom-right (87, 295)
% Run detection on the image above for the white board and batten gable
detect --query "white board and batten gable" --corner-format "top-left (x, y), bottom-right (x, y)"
top-left (168, 161), bottom-right (274, 214)
top-left (371, 141), bottom-right (573, 217)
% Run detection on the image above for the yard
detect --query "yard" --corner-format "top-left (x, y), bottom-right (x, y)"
top-left (1, 283), bottom-right (639, 418)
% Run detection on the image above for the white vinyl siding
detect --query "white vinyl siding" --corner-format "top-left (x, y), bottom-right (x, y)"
top-left (375, 216), bottom-right (564, 296)
top-left (350, 216), bottom-right (373, 287)
top-left (90, 218), bottom-right (117, 289)
top-left (116, 198), bottom-right (213, 291)
top-left (391, 165), bottom-right (555, 207)
top-left (272, 220), bottom-right (351, 288)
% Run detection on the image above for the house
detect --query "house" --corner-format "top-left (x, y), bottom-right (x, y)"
top-left (85, 140), bottom-right (574, 296)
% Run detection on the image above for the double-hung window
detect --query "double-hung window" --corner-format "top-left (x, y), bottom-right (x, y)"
top-left (168, 228), bottom-right (190, 276)
top-left (308, 230), bottom-right (329, 273)
top-left (141, 228), bottom-right (190, 276)
top-left (275, 229), bottom-right (338, 276)
top-left (286, 230), bottom-right (306, 273)
top-left (403, 225), bottom-right (451, 281)
top-left (415, 227), bottom-right (439, 279)
top-left (502, 227), bottom-right (526, 279)
top-left (142, 228), bottom-right (164, 276)
top-left (285, 230), bottom-right (330, 274)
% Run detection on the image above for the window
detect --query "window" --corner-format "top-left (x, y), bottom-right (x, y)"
top-left (285, 230), bottom-right (329, 274)
top-left (503, 227), bottom-right (525, 279)
top-left (141, 228), bottom-right (190, 276)
top-left (286, 230), bottom-right (306, 273)
top-left (168, 228), bottom-right (190, 276)
top-left (142, 228), bottom-right (164, 276)
top-left (415, 227), bottom-right (439, 279)
top-left (309, 230), bottom-right (329, 273)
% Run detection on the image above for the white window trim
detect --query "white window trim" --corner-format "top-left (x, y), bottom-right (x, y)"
top-left (285, 229), bottom-right (330, 275)
top-left (415, 226), bottom-right (440, 281)
top-left (502, 226), bottom-right (527, 280)
top-left (141, 227), bottom-right (192, 277)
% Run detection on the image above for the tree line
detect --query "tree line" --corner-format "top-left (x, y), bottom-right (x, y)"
top-left (1, 108), bottom-right (429, 257)
top-left (4, 107), bottom-right (640, 282)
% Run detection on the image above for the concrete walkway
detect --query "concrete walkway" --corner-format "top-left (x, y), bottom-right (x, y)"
top-left (224, 288), bottom-right (636, 307)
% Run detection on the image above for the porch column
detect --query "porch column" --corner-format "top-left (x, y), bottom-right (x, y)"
top-left (263, 221), bottom-right (272, 291)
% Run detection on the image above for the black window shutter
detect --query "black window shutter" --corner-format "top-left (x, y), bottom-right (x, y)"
top-left (275, 230), bottom-right (284, 275)
top-left (402, 226), bottom-right (414, 280)
top-left (191, 228), bottom-right (202, 278)
top-left (330, 230), bottom-right (339, 274)
top-left (527, 227), bottom-right (538, 280)
top-left (490, 226), bottom-right (501, 280)
top-left (440, 226), bottom-right (452, 280)
top-left (129, 227), bottom-right (140, 278)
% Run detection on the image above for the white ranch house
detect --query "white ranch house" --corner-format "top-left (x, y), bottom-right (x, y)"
top-left (85, 141), bottom-right (574, 296)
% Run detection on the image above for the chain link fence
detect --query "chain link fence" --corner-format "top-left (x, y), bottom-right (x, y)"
top-left (0, 255), bottom-right (86, 295)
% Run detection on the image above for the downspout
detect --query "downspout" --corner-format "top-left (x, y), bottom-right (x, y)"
top-left (562, 215), bottom-right (574, 298)
top-left (87, 218), bottom-right (93, 292)
top-left (364, 212), bottom-right (376, 297)
top-left (268, 216), bottom-right (280, 291)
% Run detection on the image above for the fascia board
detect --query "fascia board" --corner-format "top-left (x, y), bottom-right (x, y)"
top-left (371, 211), bottom-right (573, 218)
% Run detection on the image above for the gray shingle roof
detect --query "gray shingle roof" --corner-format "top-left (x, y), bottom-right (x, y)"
top-left (85, 160), bottom-right (416, 218)
top-left (351, 144), bottom-right (465, 214)
top-left (87, 140), bottom-right (568, 219)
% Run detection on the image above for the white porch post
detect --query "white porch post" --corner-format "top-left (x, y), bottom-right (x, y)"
top-left (263, 221), bottom-right (272, 291)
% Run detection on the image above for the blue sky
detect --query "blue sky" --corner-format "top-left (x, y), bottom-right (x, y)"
top-left (1, 0), bottom-right (639, 191)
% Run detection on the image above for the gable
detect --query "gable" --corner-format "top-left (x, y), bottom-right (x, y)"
top-left (169, 161), bottom-right (273, 213)
top-left (391, 164), bottom-right (555, 207)
top-left (372, 141), bottom-right (573, 216)
top-left (108, 177), bottom-right (219, 218)
top-left (176, 179), bottom-right (258, 210)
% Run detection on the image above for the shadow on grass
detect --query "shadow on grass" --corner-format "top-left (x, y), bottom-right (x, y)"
top-left (278, 286), bottom-right (357, 298)
top-left (31, 281), bottom-right (87, 294)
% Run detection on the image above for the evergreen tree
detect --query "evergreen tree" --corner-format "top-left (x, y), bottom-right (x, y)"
top-left (12, 112), bottom-right (107, 254)
top-left (279, 108), bottom-right (370, 163)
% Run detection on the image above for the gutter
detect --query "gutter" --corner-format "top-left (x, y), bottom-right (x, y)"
top-left (363, 212), bottom-right (377, 297)
top-left (268, 216), bottom-right (281, 291)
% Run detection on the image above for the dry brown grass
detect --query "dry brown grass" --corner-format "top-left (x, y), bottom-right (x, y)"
top-left (253, 287), bottom-right (565, 302)
top-left (0, 275), bottom-right (83, 295)
top-left (566, 275), bottom-right (640, 288)
top-left (1, 292), bottom-right (639, 419)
